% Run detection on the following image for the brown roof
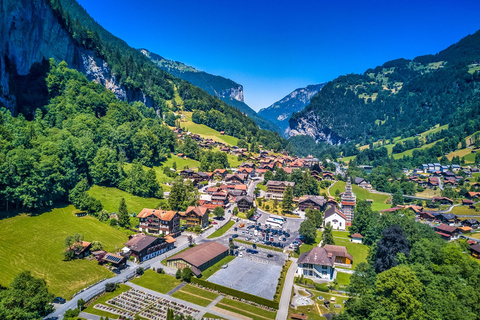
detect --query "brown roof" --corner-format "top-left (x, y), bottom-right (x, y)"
top-left (235, 184), bottom-right (247, 191)
top-left (236, 195), bottom-right (254, 204)
top-left (469, 243), bottom-right (480, 254)
top-left (299, 196), bottom-right (326, 207)
top-left (297, 247), bottom-right (334, 266)
top-left (167, 242), bottom-right (228, 268)
top-left (137, 208), bottom-right (177, 221)
top-left (186, 206), bottom-right (209, 217)
top-left (125, 234), bottom-right (159, 252)
top-left (323, 244), bottom-right (354, 262)
top-left (351, 233), bottom-right (363, 239)
top-left (265, 180), bottom-right (295, 187)
top-left (67, 241), bottom-right (91, 255)
top-left (165, 235), bottom-right (176, 243)
top-left (436, 224), bottom-right (457, 233)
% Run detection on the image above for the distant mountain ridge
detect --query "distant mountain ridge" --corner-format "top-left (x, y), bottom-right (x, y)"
top-left (140, 48), bottom-right (281, 133)
top-left (258, 83), bottom-right (325, 136)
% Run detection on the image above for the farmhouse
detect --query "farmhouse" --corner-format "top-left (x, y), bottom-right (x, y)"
top-left (236, 195), bottom-right (254, 212)
top-left (265, 180), bottom-right (295, 200)
top-left (298, 196), bottom-right (327, 212)
top-left (469, 243), bottom-right (480, 259)
top-left (462, 218), bottom-right (479, 229)
top-left (181, 206), bottom-right (210, 228)
top-left (124, 234), bottom-right (175, 262)
top-left (138, 209), bottom-right (180, 236)
top-left (435, 224), bottom-right (459, 241)
top-left (166, 242), bottom-right (229, 276)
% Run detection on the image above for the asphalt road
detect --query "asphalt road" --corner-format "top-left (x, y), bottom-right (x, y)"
top-left (276, 258), bottom-right (298, 320)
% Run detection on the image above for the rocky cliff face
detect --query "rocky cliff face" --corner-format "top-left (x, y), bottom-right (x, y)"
top-left (0, 0), bottom-right (155, 114)
top-left (287, 110), bottom-right (345, 145)
top-left (217, 85), bottom-right (244, 102)
top-left (258, 83), bottom-right (325, 135)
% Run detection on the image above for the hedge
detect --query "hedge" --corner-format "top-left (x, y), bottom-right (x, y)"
top-left (191, 278), bottom-right (279, 309)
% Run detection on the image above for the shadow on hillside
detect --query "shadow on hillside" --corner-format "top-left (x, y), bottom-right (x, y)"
top-left (0, 201), bottom-right (71, 221)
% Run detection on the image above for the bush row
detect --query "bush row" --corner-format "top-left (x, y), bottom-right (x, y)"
top-left (191, 278), bottom-right (279, 309)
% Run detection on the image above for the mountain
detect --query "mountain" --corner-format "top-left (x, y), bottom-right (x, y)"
top-left (140, 48), bottom-right (281, 133)
top-left (258, 83), bottom-right (325, 136)
top-left (0, 0), bottom-right (285, 150)
top-left (288, 30), bottom-right (480, 146)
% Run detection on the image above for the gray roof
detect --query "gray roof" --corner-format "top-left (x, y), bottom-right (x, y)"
top-left (297, 247), bottom-right (334, 267)
top-left (265, 180), bottom-right (295, 187)
top-left (299, 196), bottom-right (326, 206)
top-left (236, 195), bottom-right (254, 204)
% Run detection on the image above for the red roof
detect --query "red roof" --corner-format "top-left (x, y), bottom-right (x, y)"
top-left (351, 233), bottom-right (363, 239)
top-left (436, 231), bottom-right (451, 238)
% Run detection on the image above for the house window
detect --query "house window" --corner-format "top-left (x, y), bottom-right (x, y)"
top-left (322, 265), bottom-right (327, 269)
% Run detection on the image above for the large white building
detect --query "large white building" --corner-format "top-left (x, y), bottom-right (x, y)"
top-left (296, 245), bottom-right (354, 281)
top-left (324, 205), bottom-right (347, 230)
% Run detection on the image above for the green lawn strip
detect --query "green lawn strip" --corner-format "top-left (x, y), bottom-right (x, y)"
top-left (333, 238), bottom-right (368, 269)
top-left (183, 120), bottom-right (239, 146)
top-left (200, 255), bottom-right (236, 279)
top-left (202, 312), bottom-right (226, 319)
top-left (83, 284), bottom-right (131, 318)
top-left (207, 220), bottom-right (235, 239)
top-left (181, 284), bottom-right (220, 300)
top-left (336, 272), bottom-right (351, 287)
top-left (88, 185), bottom-right (161, 214)
top-left (217, 298), bottom-right (277, 320)
top-left (0, 205), bottom-right (127, 298)
top-left (328, 181), bottom-right (391, 211)
top-left (234, 239), bottom-right (284, 253)
top-left (451, 206), bottom-right (480, 216)
top-left (274, 260), bottom-right (292, 302)
top-left (172, 290), bottom-right (212, 307)
top-left (161, 245), bottom-right (195, 265)
top-left (130, 270), bottom-right (182, 294)
top-left (225, 153), bottom-right (243, 168)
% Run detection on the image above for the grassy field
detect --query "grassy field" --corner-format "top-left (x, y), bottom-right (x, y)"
top-left (469, 233), bottom-right (480, 240)
top-left (202, 312), bottom-right (226, 319)
top-left (334, 238), bottom-right (369, 269)
top-left (289, 305), bottom-right (327, 320)
top-left (207, 220), bottom-right (235, 239)
top-left (130, 270), bottom-right (182, 294)
top-left (216, 297), bottom-right (277, 320)
top-left (172, 284), bottom-right (220, 307)
top-left (88, 185), bottom-right (161, 214)
top-left (200, 255), bottom-right (236, 279)
top-left (83, 284), bottom-right (131, 318)
top-left (179, 112), bottom-right (239, 146)
top-left (451, 206), bottom-right (480, 216)
top-left (328, 181), bottom-right (391, 211)
top-left (415, 188), bottom-right (441, 198)
top-left (0, 205), bottom-right (128, 298)
top-left (446, 148), bottom-right (476, 161)
top-left (336, 272), bottom-right (351, 287)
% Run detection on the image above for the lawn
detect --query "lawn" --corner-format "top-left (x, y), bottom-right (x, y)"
top-left (207, 220), bottom-right (235, 239)
top-left (200, 255), bottom-right (236, 279)
top-left (469, 233), bottom-right (480, 240)
top-left (202, 312), bottom-right (226, 319)
top-left (182, 284), bottom-right (220, 300)
top-left (0, 205), bottom-right (128, 298)
top-left (328, 181), bottom-right (391, 211)
top-left (130, 270), bottom-right (182, 294)
top-left (288, 305), bottom-right (327, 320)
top-left (216, 297), bottom-right (277, 320)
top-left (446, 148), bottom-right (476, 161)
top-left (299, 231), bottom-right (323, 254)
top-left (451, 206), bottom-right (480, 216)
top-left (336, 272), bottom-right (351, 287)
top-left (226, 152), bottom-right (243, 168)
top-left (415, 188), bottom-right (441, 198)
top-left (333, 238), bottom-right (369, 269)
top-left (83, 284), bottom-right (131, 318)
top-left (88, 185), bottom-right (161, 214)
top-left (257, 199), bottom-right (300, 218)
top-left (172, 290), bottom-right (213, 307)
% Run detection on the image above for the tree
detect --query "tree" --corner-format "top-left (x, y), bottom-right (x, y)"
top-left (118, 198), bottom-right (130, 227)
top-left (374, 225), bottom-right (410, 273)
top-left (213, 206), bottom-right (225, 219)
top-left (299, 219), bottom-right (316, 244)
top-left (305, 208), bottom-right (323, 228)
top-left (105, 282), bottom-right (117, 292)
top-left (77, 298), bottom-right (85, 311)
top-left (282, 186), bottom-right (294, 212)
top-left (0, 271), bottom-right (54, 319)
top-left (175, 268), bottom-right (182, 279)
top-left (347, 262), bottom-right (376, 296)
top-left (322, 222), bottom-right (335, 246)
top-left (91, 241), bottom-right (103, 251)
top-left (264, 170), bottom-right (273, 182)
top-left (169, 178), bottom-right (187, 211)
top-left (349, 200), bottom-right (374, 236)
top-left (172, 161), bottom-right (177, 170)
top-left (392, 190), bottom-right (404, 206)
top-left (273, 198), bottom-right (279, 210)
top-left (182, 267), bottom-right (193, 282)
top-left (233, 207), bottom-right (239, 216)
top-left (166, 308), bottom-right (174, 320)
top-left (187, 235), bottom-right (194, 247)
top-left (229, 239), bottom-right (235, 255)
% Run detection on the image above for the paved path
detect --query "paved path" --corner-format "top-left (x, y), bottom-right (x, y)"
top-left (78, 312), bottom-right (103, 320)
top-left (206, 294), bottom-right (225, 308)
top-left (276, 258), bottom-right (297, 320)
top-left (167, 282), bottom-right (187, 295)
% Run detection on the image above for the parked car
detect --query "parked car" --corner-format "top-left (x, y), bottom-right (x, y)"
top-left (211, 221), bottom-right (218, 225)
top-left (267, 253), bottom-right (274, 258)
top-left (239, 252), bottom-right (244, 258)
top-left (52, 297), bottom-right (66, 304)
top-left (253, 243), bottom-right (257, 249)
top-left (232, 234), bottom-right (238, 238)
top-left (234, 227), bottom-right (238, 231)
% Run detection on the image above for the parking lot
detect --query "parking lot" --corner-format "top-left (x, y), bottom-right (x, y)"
top-left (208, 257), bottom-right (283, 300)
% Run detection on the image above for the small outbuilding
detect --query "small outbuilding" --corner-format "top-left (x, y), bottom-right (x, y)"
top-left (350, 233), bottom-right (364, 243)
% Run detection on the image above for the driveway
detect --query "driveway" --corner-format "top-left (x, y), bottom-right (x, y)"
top-left (276, 258), bottom-right (297, 320)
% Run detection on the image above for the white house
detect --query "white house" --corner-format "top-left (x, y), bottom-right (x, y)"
top-left (324, 205), bottom-right (347, 230)
top-left (296, 247), bottom-right (336, 280)
top-left (351, 233), bottom-right (364, 244)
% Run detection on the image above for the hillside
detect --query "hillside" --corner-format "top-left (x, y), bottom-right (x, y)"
top-left (289, 30), bottom-right (480, 147)
top-left (259, 83), bottom-right (325, 135)
top-left (140, 48), bottom-right (281, 133)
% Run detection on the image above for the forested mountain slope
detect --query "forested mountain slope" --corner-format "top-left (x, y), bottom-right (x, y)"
top-left (0, 0), bottom-right (285, 148)
top-left (140, 49), bottom-right (281, 133)
top-left (259, 83), bottom-right (325, 135)
top-left (289, 29), bottom-right (480, 146)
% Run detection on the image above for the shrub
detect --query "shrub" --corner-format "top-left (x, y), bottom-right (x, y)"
top-left (105, 282), bottom-right (117, 292)
top-left (314, 283), bottom-right (329, 292)
top-left (265, 205), bottom-right (270, 210)
top-left (175, 269), bottom-right (182, 279)
top-left (136, 267), bottom-right (144, 276)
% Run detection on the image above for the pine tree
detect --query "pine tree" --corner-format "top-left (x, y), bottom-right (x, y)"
top-left (118, 198), bottom-right (129, 227)
top-left (282, 186), bottom-right (294, 212)
top-left (322, 222), bottom-right (335, 246)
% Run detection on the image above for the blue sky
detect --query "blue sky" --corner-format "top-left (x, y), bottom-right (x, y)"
top-left (78, 0), bottom-right (480, 111)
